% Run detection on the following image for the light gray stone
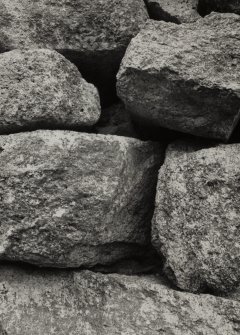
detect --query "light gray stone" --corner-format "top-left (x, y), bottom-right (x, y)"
top-left (0, 130), bottom-right (163, 267)
top-left (152, 141), bottom-right (240, 293)
top-left (0, 266), bottom-right (240, 335)
top-left (117, 13), bottom-right (240, 141)
top-left (0, 0), bottom-right (148, 104)
top-left (0, 49), bottom-right (100, 133)
top-left (146, 0), bottom-right (200, 23)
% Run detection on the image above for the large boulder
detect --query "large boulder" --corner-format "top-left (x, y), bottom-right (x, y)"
top-left (0, 0), bottom-right (148, 105)
top-left (199, 0), bottom-right (240, 16)
top-left (0, 266), bottom-right (240, 334)
top-left (152, 141), bottom-right (240, 293)
top-left (117, 13), bottom-right (240, 141)
top-left (0, 49), bottom-right (100, 133)
top-left (0, 130), bottom-right (163, 268)
top-left (145, 0), bottom-right (200, 23)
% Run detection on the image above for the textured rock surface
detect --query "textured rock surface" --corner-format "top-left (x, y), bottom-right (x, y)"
top-left (0, 0), bottom-right (148, 104)
top-left (152, 141), bottom-right (240, 293)
top-left (95, 102), bottom-right (138, 138)
top-left (0, 130), bottom-right (162, 267)
top-left (0, 49), bottom-right (100, 133)
top-left (199, 0), bottom-right (240, 16)
top-left (117, 13), bottom-right (240, 141)
top-left (145, 0), bottom-right (200, 23)
top-left (0, 266), bottom-right (240, 335)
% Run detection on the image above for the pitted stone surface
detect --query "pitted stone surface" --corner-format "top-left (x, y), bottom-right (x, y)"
top-left (0, 0), bottom-right (148, 104)
top-left (117, 13), bottom-right (240, 141)
top-left (0, 49), bottom-right (100, 132)
top-left (0, 130), bottom-right (163, 267)
top-left (0, 266), bottom-right (240, 335)
top-left (152, 141), bottom-right (240, 293)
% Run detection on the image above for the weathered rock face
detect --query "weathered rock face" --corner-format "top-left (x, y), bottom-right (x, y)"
top-left (152, 141), bottom-right (240, 293)
top-left (199, 0), bottom-right (240, 16)
top-left (117, 13), bottom-right (240, 141)
top-left (0, 130), bottom-right (163, 268)
top-left (0, 49), bottom-right (100, 133)
top-left (145, 0), bottom-right (200, 23)
top-left (0, 0), bottom-right (148, 105)
top-left (0, 266), bottom-right (240, 335)
top-left (95, 102), bottom-right (138, 139)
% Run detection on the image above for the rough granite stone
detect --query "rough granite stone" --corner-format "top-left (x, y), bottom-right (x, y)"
top-left (117, 13), bottom-right (240, 141)
top-left (152, 141), bottom-right (240, 293)
top-left (145, 0), bottom-right (200, 23)
top-left (0, 0), bottom-right (148, 104)
top-left (0, 49), bottom-right (100, 133)
top-left (0, 130), bottom-right (163, 268)
top-left (0, 266), bottom-right (240, 335)
top-left (199, 0), bottom-right (240, 15)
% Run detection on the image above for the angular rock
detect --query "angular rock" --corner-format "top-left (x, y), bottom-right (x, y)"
top-left (0, 266), bottom-right (240, 334)
top-left (95, 102), bottom-right (138, 139)
top-left (152, 141), bottom-right (240, 293)
top-left (117, 13), bottom-right (240, 141)
top-left (0, 130), bottom-right (163, 267)
top-left (0, 49), bottom-right (100, 133)
top-left (199, 0), bottom-right (240, 16)
top-left (0, 0), bottom-right (148, 105)
top-left (145, 0), bottom-right (200, 23)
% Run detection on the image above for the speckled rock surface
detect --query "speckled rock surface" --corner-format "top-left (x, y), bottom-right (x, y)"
top-left (117, 13), bottom-right (240, 141)
top-left (0, 49), bottom-right (100, 133)
top-left (0, 130), bottom-right (163, 267)
top-left (95, 102), bottom-right (138, 138)
top-left (0, 0), bottom-right (148, 104)
top-left (199, 0), bottom-right (240, 15)
top-left (152, 141), bottom-right (240, 293)
top-left (0, 266), bottom-right (240, 335)
top-left (145, 0), bottom-right (200, 23)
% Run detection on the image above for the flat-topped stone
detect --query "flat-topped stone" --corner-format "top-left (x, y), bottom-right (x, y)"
top-left (117, 13), bottom-right (240, 141)
top-left (0, 130), bottom-right (163, 267)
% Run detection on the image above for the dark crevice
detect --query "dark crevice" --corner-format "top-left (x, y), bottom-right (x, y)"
top-left (197, 0), bottom-right (240, 16)
top-left (59, 49), bottom-right (124, 108)
top-left (197, 0), bottom-right (212, 16)
top-left (143, 0), bottom-right (180, 23)
top-left (0, 122), bottom-right (96, 136)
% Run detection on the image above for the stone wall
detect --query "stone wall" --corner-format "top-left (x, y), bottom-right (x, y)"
top-left (0, 1), bottom-right (239, 334)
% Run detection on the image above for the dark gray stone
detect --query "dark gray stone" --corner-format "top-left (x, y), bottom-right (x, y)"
top-left (117, 13), bottom-right (240, 141)
top-left (152, 141), bottom-right (240, 293)
top-left (0, 49), bottom-right (100, 132)
top-left (0, 266), bottom-right (240, 334)
top-left (0, 0), bottom-right (148, 104)
top-left (0, 130), bottom-right (163, 268)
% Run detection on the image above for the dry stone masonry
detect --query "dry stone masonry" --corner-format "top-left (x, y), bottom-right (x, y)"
top-left (0, 0), bottom-right (239, 334)
top-left (0, 0), bottom-right (148, 104)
